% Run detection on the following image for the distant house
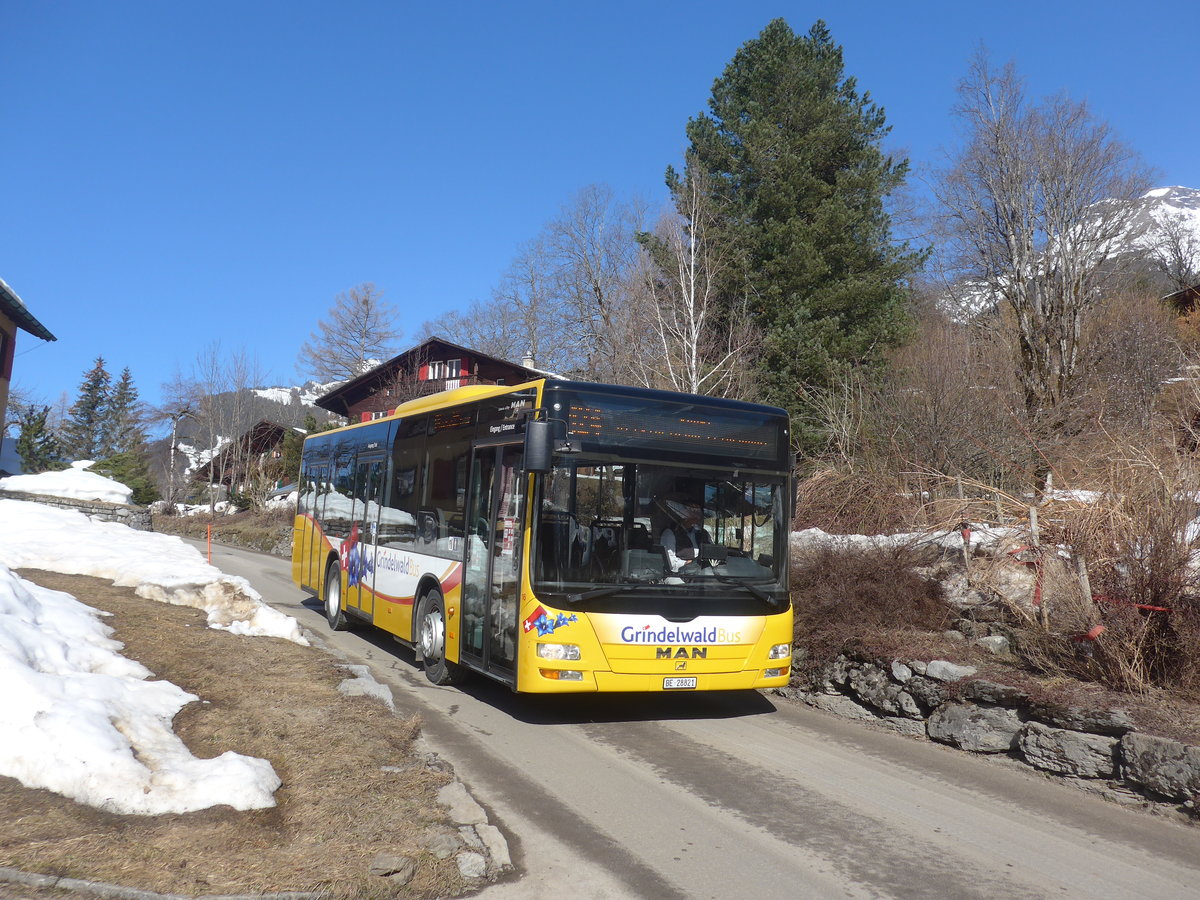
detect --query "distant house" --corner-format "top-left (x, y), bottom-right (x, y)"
top-left (0, 277), bottom-right (56, 438)
top-left (1164, 282), bottom-right (1200, 315)
top-left (195, 420), bottom-right (304, 494)
top-left (314, 337), bottom-right (543, 423)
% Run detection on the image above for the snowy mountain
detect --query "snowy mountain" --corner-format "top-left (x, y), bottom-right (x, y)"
top-left (1122, 186), bottom-right (1200, 264)
top-left (947, 186), bottom-right (1200, 316)
top-left (251, 379), bottom-right (342, 408)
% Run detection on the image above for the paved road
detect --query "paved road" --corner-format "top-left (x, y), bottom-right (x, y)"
top-left (201, 541), bottom-right (1200, 899)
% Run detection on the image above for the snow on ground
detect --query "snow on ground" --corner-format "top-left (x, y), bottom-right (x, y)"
top-left (0, 460), bottom-right (132, 504)
top-left (0, 566), bottom-right (281, 814)
top-left (0, 484), bottom-right (312, 813)
top-left (791, 523), bottom-right (1022, 557)
top-left (0, 500), bottom-right (306, 643)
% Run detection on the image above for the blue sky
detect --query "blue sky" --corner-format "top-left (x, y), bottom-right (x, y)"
top-left (3, 1), bottom-right (1197, 415)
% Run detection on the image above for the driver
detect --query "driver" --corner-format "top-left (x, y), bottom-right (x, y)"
top-left (658, 495), bottom-right (712, 573)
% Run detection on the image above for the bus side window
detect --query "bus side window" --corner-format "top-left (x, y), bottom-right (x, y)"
top-left (423, 410), bottom-right (473, 556)
top-left (382, 416), bottom-right (425, 547)
top-left (325, 440), bottom-right (356, 541)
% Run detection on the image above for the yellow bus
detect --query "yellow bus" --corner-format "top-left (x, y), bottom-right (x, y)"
top-left (291, 378), bottom-right (793, 693)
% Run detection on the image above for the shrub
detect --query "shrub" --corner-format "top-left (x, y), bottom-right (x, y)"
top-left (790, 544), bottom-right (954, 676)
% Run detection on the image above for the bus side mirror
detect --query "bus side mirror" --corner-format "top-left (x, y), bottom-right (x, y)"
top-left (525, 420), bottom-right (553, 473)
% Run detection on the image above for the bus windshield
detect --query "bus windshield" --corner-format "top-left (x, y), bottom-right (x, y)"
top-left (533, 459), bottom-right (788, 613)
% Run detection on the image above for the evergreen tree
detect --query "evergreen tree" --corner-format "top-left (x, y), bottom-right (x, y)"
top-left (59, 357), bottom-right (111, 460)
top-left (93, 451), bottom-right (160, 506)
top-left (101, 367), bottom-right (147, 457)
top-left (678, 19), bottom-right (925, 438)
top-left (14, 404), bottom-right (64, 473)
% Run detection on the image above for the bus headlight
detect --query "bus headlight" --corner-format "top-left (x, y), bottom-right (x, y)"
top-left (768, 643), bottom-right (792, 659)
top-left (764, 667), bottom-right (789, 679)
top-left (540, 668), bottom-right (584, 681)
top-left (537, 643), bottom-right (581, 661)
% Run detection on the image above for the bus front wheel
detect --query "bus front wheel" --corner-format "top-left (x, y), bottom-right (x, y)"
top-left (417, 590), bottom-right (465, 685)
top-left (324, 561), bottom-right (349, 631)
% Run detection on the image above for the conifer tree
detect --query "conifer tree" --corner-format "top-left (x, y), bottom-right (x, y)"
top-left (59, 357), bottom-right (111, 460)
top-left (101, 367), bottom-right (146, 458)
top-left (678, 19), bottom-right (925, 437)
top-left (14, 404), bottom-right (63, 473)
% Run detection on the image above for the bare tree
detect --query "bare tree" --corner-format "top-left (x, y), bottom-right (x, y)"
top-left (544, 185), bottom-right (648, 381)
top-left (297, 283), bottom-right (401, 382)
top-left (422, 237), bottom-right (575, 374)
top-left (635, 165), bottom-right (758, 398)
top-left (424, 186), bottom-right (651, 383)
top-left (932, 51), bottom-right (1152, 426)
top-left (1150, 212), bottom-right (1200, 293)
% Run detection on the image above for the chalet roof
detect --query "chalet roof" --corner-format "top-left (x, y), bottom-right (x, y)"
top-left (0, 277), bottom-right (56, 342)
top-left (1164, 282), bottom-right (1200, 314)
top-left (314, 336), bottom-right (543, 415)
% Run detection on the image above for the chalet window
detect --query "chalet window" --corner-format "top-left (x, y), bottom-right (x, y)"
top-left (427, 359), bottom-right (462, 381)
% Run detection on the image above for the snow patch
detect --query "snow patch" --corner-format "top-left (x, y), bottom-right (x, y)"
top-left (0, 460), bottom-right (133, 504)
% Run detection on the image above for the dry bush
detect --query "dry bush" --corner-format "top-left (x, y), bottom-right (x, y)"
top-left (790, 545), bottom-right (954, 676)
top-left (793, 466), bottom-right (929, 535)
top-left (1023, 437), bottom-right (1200, 696)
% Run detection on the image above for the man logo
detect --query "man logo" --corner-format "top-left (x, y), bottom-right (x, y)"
top-left (675, 660), bottom-right (688, 671)
top-left (656, 647), bottom-right (708, 659)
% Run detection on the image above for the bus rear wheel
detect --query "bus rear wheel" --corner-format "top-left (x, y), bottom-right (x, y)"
top-left (417, 590), bottom-right (465, 685)
top-left (324, 561), bottom-right (349, 631)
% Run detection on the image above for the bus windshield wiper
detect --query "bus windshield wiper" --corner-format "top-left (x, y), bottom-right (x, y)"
top-left (567, 582), bottom-right (651, 604)
top-left (680, 571), bottom-right (775, 603)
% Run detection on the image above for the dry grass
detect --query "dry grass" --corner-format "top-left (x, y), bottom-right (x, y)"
top-left (152, 509), bottom-right (294, 555)
top-left (2, 571), bottom-right (467, 900)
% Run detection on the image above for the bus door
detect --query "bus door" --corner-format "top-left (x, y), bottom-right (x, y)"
top-left (461, 443), bottom-right (525, 681)
top-left (348, 454), bottom-right (386, 618)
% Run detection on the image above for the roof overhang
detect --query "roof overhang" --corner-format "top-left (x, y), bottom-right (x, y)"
top-left (0, 278), bottom-right (56, 341)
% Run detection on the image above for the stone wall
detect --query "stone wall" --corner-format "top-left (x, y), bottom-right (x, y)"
top-left (782, 653), bottom-right (1200, 813)
top-left (0, 489), bottom-right (152, 531)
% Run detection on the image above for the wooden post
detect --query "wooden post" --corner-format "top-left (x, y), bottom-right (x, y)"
top-left (1029, 506), bottom-right (1048, 629)
top-left (1075, 552), bottom-right (1094, 608)
top-left (207, 523), bottom-right (212, 564)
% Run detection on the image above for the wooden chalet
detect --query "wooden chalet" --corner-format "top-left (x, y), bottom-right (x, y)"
top-left (196, 420), bottom-right (303, 491)
top-left (0, 276), bottom-right (56, 439)
top-left (314, 337), bottom-right (543, 422)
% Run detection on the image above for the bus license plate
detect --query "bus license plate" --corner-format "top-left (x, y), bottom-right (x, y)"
top-left (663, 677), bottom-right (697, 690)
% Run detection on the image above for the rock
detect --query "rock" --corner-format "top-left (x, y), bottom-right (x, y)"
top-left (903, 676), bottom-right (946, 711)
top-left (803, 692), bottom-right (878, 721)
top-left (943, 630), bottom-right (966, 642)
top-left (475, 823), bottom-right (513, 870)
top-left (975, 635), bottom-right (1010, 655)
top-left (959, 679), bottom-right (1028, 708)
top-left (846, 663), bottom-right (923, 719)
top-left (879, 716), bottom-right (928, 737)
top-left (456, 851), bottom-right (488, 879)
top-left (927, 702), bottom-right (1023, 753)
top-left (955, 618), bottom-right (981, 638)
top-left (1029, 704), bottom-right (1135, 736)
top-left (369, 853), bottom-right (416, 884)
top-left (437, 781), bottom-right (488, 825)
top-left (1120, 733), bottom-right (1200, 802)
top-left (890, 661), bottom-right (913, 683)
top-left (458, 826), bottom-right (484, 851)
top-left (1019, 722), bottom-right (1117, 778)
top-left (828, 655), bottom-right (852, 686)
top-left (925, 660), bottom-right (978, 682)
top-left (908, 660), bottom-right (928, 676)
top-left (424, 828), bottom-right (461, 859)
